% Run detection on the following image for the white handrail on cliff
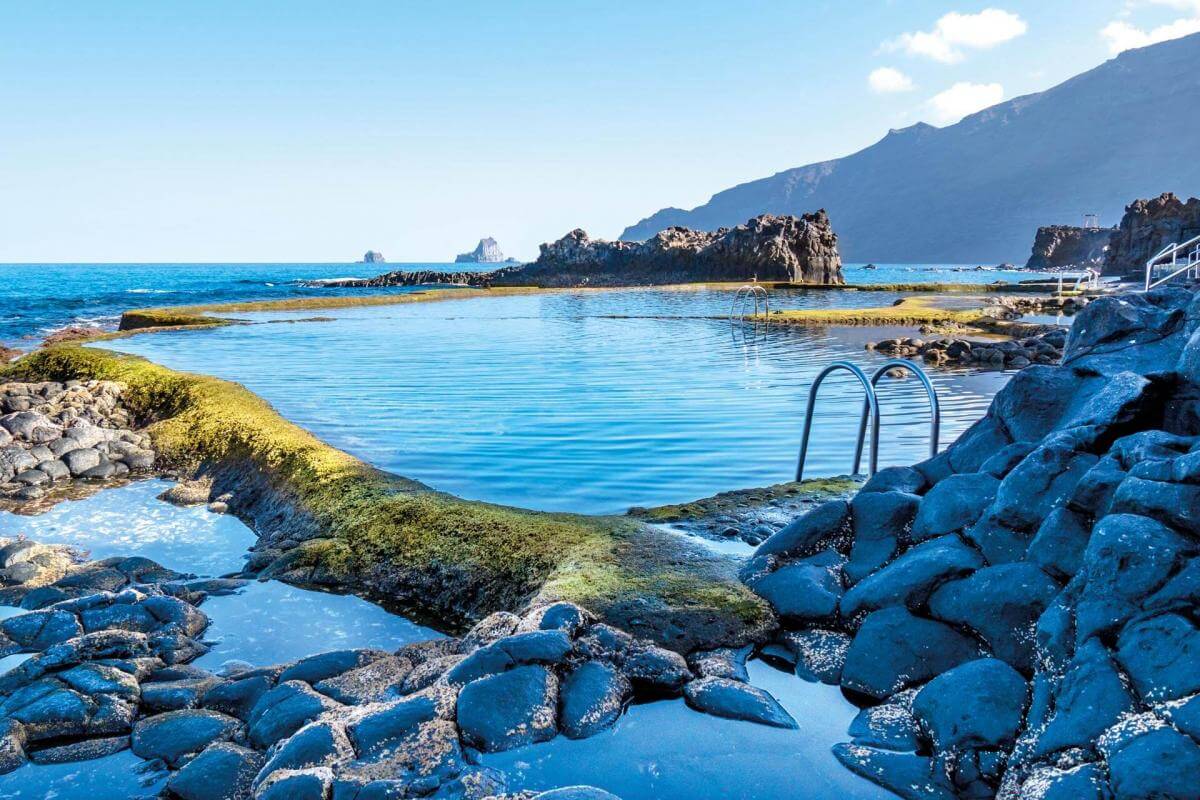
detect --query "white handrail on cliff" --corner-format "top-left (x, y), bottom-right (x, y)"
top-left (1144, 234), bottom-right (1200, 291)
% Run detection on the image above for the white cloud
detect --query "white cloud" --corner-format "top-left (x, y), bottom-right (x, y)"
top-left (926, 82), bottom-right (1005, 125)
top-left (1100, 14), bottom-right (1200, 53)
top-left (868, 67), bottom-right (915, 93)
top-left (884, 9), bottom-right (1029, 63)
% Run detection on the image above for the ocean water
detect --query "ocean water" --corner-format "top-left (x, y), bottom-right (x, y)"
top-left (0, 262), bottom-right (468, 348)
top-left (0, 262), bottom-right (1050, 349)
top-left (106, 287), bottom-right (1015, 514)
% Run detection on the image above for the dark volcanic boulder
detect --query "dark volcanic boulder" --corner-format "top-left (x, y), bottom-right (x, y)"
top-left (166, 742), bottom-right (262, 800)
top-left (753, 499), bottom-right (849, 559)
top-left (1106, 727), bottom-right (1200, 800)
top-left (456, 665), bottom-right (559, 752)
top-left (911, 658), bottom-right (1028, 752)
top-left (842, 607), bottom-right (980, 699)
top-left (131, 709), bottom-right (242, 768)
top-left (927, 563), bottom-right (1060, 672)
top-left (840, 535), bottom-right (982, 619)
top-left (559, 661), bottom-right (631, 739)
top-left (909, 474), bottom-right (997, 541)
top-left (682, 676), bottom-right (797, 729)
top-left (748, 556), bottom-right (844, 622)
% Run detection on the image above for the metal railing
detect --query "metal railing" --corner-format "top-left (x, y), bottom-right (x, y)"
top-left (795, 358), bottom-right (940, 481)
top-left (730, 284), bottom-right (769, 321)
top-left (1144, 234), bottom-right (1200, 291)
top-left (853, 359), bottom-right (941, 475)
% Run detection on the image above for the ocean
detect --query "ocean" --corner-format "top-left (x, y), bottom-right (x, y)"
top-left (0, 262), bottom-right (1050, 349)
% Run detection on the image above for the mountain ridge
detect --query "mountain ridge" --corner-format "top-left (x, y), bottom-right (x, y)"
top-left (620, 33), bottom-right (1200, 264)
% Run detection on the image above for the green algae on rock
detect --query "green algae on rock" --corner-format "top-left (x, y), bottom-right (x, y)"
top-left (2, 346), bottom-right (772, 652)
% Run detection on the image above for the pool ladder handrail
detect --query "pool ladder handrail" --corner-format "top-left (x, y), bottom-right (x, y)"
top-left (795, 358), bottom-right (941, 481)
top-left (730, 284), bottom-right (769, 321)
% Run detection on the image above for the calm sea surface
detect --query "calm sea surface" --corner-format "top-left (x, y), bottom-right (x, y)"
top-left (105, 285), bottom-right (1022, 514)
top-left (2, 262), bottom-right (1048, 348)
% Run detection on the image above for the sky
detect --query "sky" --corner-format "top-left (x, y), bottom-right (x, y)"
top-left (2, 0), bottom-right (1198, 263)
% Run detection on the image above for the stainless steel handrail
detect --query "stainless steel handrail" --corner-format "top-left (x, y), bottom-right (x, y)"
top-left (1145, 234), bottom-right (1200, 291)
top-left (852, 359), bottom-right (941, 475)
top-left (796, 361), bottom-right (880, 481)
top-left (730, 284), bottom-right (769, 321)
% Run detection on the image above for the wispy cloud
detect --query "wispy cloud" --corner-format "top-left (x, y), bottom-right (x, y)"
top-left (883, 9), bottom-right (1028, 63)
top-left (926, 82), bottom-right (1005, 125)
top-left (868, 67), bottom-right (915, 93)
top-left (1101, 0), bottom-right (1200, 53)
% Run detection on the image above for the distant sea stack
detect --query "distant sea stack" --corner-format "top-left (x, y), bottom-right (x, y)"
top-left (1024, 225), bottom-right (1113, 270)
top-left (360, 250), bottom-right (386, 264)
top-left (1105, 192), bottom-right (1200, 279)
top-left (455, 237), bottom-right (512, 264)
top-left (323, 213), bottom-right (843, 289)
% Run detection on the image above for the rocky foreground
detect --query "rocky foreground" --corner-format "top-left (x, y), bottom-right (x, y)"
top-left (1, 380), bottom-right (157, 503)
top-left (741, 286), bottom-right (1200, 798)
top-left (326, 213), bottom-right (843, 289)
top-left (0, 533), bottom-right (792, 799)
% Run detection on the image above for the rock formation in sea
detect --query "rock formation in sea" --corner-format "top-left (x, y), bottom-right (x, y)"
top-left (1104, 192), bottom-right (1200, 279)
top-left (1024, 225), bottom-right (1113, 270)
top-left (454, 237), bottom-right (510, 264)
top-left (360, 250), bottom-right (386, 264)
top-left (741, 285), bottom-right (1200, 799)
top-left (328, 212), bottom-right (843, 288)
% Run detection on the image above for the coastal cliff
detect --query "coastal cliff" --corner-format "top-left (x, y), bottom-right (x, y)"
top-left (454, 237), bottom-right (510, 263)
top-left (1105, 192), bottom-right (1200, 278)
top-left (327, 212), bottom-right (843, 289)
top-left (1024, 225), bottom-right (1112, 270)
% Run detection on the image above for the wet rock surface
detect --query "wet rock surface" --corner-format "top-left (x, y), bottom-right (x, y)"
top-left (0, 380), bottom-right (157, 505)
top-left (745, 285), bottom-right (1200, 798)
top-left (867, 327), bottom-right (1067, 371)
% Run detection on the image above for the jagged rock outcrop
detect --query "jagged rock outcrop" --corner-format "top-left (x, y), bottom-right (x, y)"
top-left (454, 237), bottom-right (511, 264)
top-left (516, 212), bottom-right (842, 287)
top-left (327, 213), bottom-right (843, 289)
top-left (745, 286), bottom-right (1200, 798)
top-left (359, 251), bottom-right (386, 264)
top-left (1025, 225), bottom-right (1113, 270)
top-left (1105, 192), bottom-right (1200, 279)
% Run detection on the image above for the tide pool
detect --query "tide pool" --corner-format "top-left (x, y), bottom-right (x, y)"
top-left (107, 287), bottom-right (1012, 514)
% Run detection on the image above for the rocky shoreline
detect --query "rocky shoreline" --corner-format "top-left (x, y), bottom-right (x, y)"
top-left (1, 380), bottom-right (158, 504)
top-left (326, 213), bottom-right (844, 289)
top-left (738, 286), bottom-right (1200, 798)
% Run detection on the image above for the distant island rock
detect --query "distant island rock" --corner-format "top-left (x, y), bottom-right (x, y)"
top-left (360, 250), bottom-right (386, 264)
top-left (323, 212), bottom-right (843, 289)
top-left (454, 237), bottom-right (514, 264)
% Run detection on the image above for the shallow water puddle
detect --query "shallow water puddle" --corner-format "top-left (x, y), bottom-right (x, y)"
top-left (1, 748), bottom-right (167, 799)
top-left (194, 579), bottom-right (443, 671)
top-left (479, 659), bottom-right (886, 800)
top-left (0, 480), bottom-right (255, 577)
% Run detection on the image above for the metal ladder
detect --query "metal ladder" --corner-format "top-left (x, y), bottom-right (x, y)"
top-left (1144, 234), bottom-right (1200, 291)
top-left (795, 358), bottom-right (941, 481)
top-left (730, 284), bottom-right (769, 321)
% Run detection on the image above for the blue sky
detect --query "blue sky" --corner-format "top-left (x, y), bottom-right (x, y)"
top-left (2, 1), bottom-right (1196, 262)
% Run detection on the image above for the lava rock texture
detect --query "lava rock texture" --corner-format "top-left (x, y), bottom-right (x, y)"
top-left (748, 285), bottom-right (1200, 799)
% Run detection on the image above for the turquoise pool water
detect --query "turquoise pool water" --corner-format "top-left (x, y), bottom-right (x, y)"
top-left (107, 287), bottom-right (1012, 514)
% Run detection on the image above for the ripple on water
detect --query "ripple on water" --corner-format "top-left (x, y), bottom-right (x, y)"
top-left (0, 480), bottom-right (255, 577)
top-left (480, 659), bottom-right (886, 800)
top-left (105, 289), bottom-right (1012, 514)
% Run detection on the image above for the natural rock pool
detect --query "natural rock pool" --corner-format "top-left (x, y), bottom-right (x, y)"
top-left (0, 479), bottom-right (885, 800)
top-left (105, 288), bottom-right (1013, 514)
